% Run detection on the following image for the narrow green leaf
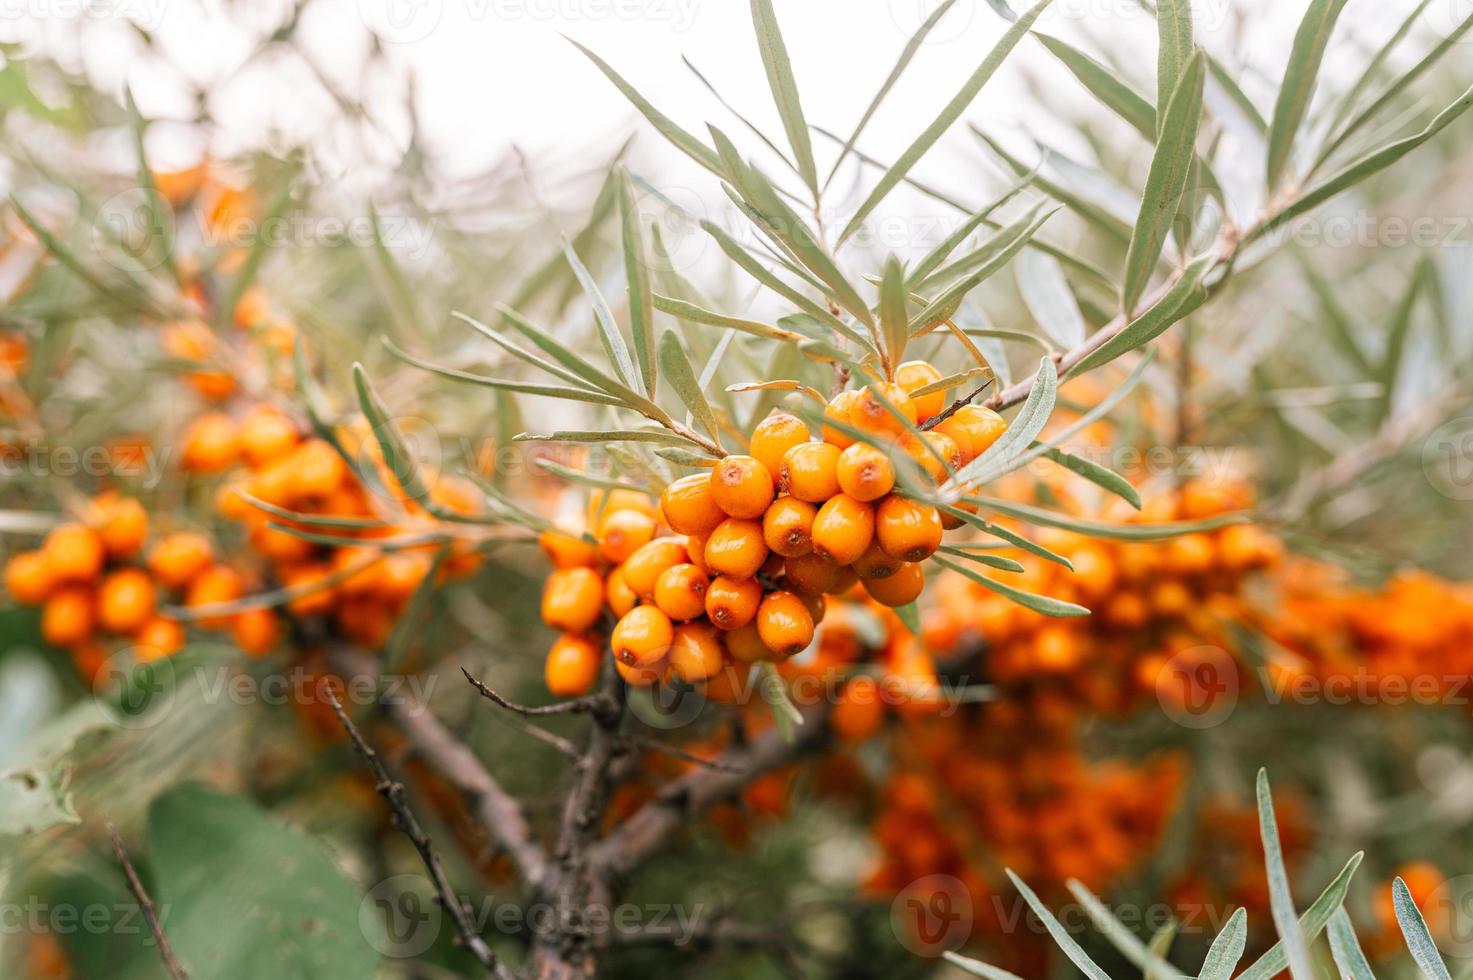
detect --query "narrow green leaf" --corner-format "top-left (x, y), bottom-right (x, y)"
top-left (1036, 34), bottom-right (1155, 139)
top-left (936, 502), bottom-right (1074, 569)
top-left (652, 293), bottom-right (801, 342)
top-left (1017, 249), bottom-right (1086, 347)
top-left (1267, 0), bottom-right (1351, 189)
top-left (658, 330), bottom-right (720, 439)
top-left (381, 338), bottom-right (624, 407)
top-left (1206, 54), bottom-right (1267, 133)
top-left (937, 546), bottom-right (1026, 573)
top-left (942, 357), bottom-right (1057, 497)
top-left (893, 601), bottom-right (921, 636)
top-left (1320, 0), bottom-right (1435, 142)
top-left (1155, 0), bottom-right (1194, 112)
top-left (1326, 908), bottom-right (1375, 980)
top-left (977, 132), bottom-right (1132, 246)
top-left (935, 557), bottom-right (1089, 618)
top-left (838, 0), bottom-right (1056, 246)
top-left (616, 167), bottom-right (657, 398)
top-left (1380, 262), bottom-right (1424, 421)
top-left (1005, 871), bottom-right (1110, 976)
top-left (515, 428), bottom-right (699, 448)
top-left (1072, 253), bottom-right (1212, 375)
top-left (233, 491), bottom-right (388, 530)
top-left (878, 256), bottom-right (909, 372)
top-left (1122, 49), bottom-right (1205, 315)
top-left (970, 495), bottom-right (1246, 541)
top-left (1197, 907), bottom-right (1246, 980)
top-left (942, 951), bottom-right (1026, 980)
top-left (910, 205), bottom-right (1057, 336)
top-left (654, 447), bottom-right (720, 468)
top-left (563, 237), bottom-right (638, 389)
top-left (353, 363), bottom-right (431, 504)
top-left (683, 56), bottom-right (798, 175)
top-left (1041, 448), bottom-right (1141, 508)
top-left (1236, 851), bottom-right (1363, 980)
top-left (908, 172), bottom-right (1034, 287)
top-left (456, 310), bottom-right (613, 395)
top-left (383, 545), bottom-right (451, 671)
top-left (1258, 769), bottom-right (1315, 980)
top-left (1065, 878), bottom-right (1181, 977)
top-left (123, 89), bottom-right (177, 284)
top-left (750, 0), bottom-right (817, 196)
top-left (1395, 877), bottom-right (1454, 980)
top-left (362, 203), bottom-right (420, 339)
top-left (536, 459), bottom-right (657, 495)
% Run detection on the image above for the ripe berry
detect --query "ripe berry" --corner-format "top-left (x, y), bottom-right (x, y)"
top-left (284, 564), bottom-right (336, 616)
top-left (614, 656), bottom-right (662, 687)
top-left (762, 496), bottom-right (816, 558)
top-left (654, 563), bottom-right (709, 621)
top-left (621, 538), bottom-right (690, 599)
top-left (290, 440), bottom-right (349, 499)
top-left (779, 442), bottom-right (841, 503)
top-left (588, 488), bottom-right (658, 524)
top-left (538, 529), bottom-right (599, 569)
top-left (723, 622), bottom-right (770, 663)
top-left (611, 605), bottom-right (674, 668)
top-left (852, 539), bottom-right (902, 580)
top-left (705, 575), bottom-right (762, 630)
top-left (782, 552), bottom-right (843, 595)
top-left (896, 360), bottom-right (946, 422)
top-left (4, 550), bottom-right (54, 605)
top-left (756, 590), bottom-right (815, 659)
top-left (597, 508), bottom-right (657, 564)
top-left (875, 495), bottom-right (942, 561)
top-left (836, 442), bottom-right (896, 502)
top-left (852, 382), bottom-right (917, 436)
top-left (934, 405), bottom-right (1006, 462)
top-left (659, 473), bottom-right (727, 536)
top-left (136, 616), bottom-right (186, 656)
top-left (750, 412), bottom-right (811, 481)
top-left (832, 675), bottom-right (885, 742)
top-left (98, 568), bottom-right (157, 634)
top-left (93, 494), bottom-right (148, 559)
top-left (862, 561), bottom-right (924, 607)
top-left (43, 524), bottom-right (105, 583)
top-left (545, 634), bottom-right (601, 696)
top-left (541, 567), bottom-right (604, 633)
top-left (822, 390), bottom-right (861, 448)
top-left (238, 404), bottom-right (299, 466)
top-left (812, 493), bottom-right (875, 566)
top-left (703, 519), bottom-right (769, 580)
top-left (605, 566), bottom-right (639, 617)
top-left (668, 622), bottom-right (725, 682)
top-left (42, 587), bottom-right (95, 647)
top-left (186, 565), bottom-right (243, 628)
top-left (230, 607), bottom-right (280, 655)
top-left (181, 412), bottom-right (239, 473)
top-left (709, 454), bottom-right (775, 519)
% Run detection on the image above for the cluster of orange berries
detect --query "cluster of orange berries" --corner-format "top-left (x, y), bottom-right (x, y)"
top-left (2, 492), bottom-right (275, 680)
top-left (534, 361), bottom-right (1009, 696)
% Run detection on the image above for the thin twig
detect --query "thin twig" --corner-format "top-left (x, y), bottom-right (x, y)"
top-left (920, 378), bottom-right (995, 431)
top-left (619, 733), bottom-right (748, 774)
top-left (107, 821), bottom-right (190, 980)
top-left (462, 666), bottom-right (604, 717)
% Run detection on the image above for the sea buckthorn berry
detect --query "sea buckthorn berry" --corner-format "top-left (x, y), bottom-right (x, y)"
top-left (782, 552), bottom-right (843, 595)
top-left (935, 405), bottom-right (1006, 462)
top-left (42, 586), bottom-right (95, 647)
top-left (98, 568), bottom-right (156, 634)
top-left (938, 499), bottom-right (976, 531)
top-left (136, 616), bottom-right (186, 656)
top-left (43, 524), bottom-right (105, 583)
top-left (181, 412), bottom-right (239, 473)
top-left (821, 390), bottom-right (860, 448)
top-left (230, 607), bottom-right (280, 656)
top-left (186, 566), bottom-right (243, 628)
top-left (853, 382), bottom-right (918, 436)
top-left (621, 538), bottom-right (690, 600)
top-left (669, 622), bottom-right (725, 683)
top-left (541, 567), bottom-right (604, 633)
top-left (812, 494), bottom-right (875, 566)
top-left (704, 659), bottom-right (751, 702)
top-left (597, 508), bottom-right (657, 564)
top-left (896, 360), bottom-right (946, 422)
top-left (239, 404), bottom-right (299, 466)
top-left (291, 440), bottom-right (349, 499)
top-left (756, 590), bottom-right (815, 659)
top-left (796, 589), bottom-right (825, 625)
top-left (4, 550), bottom-right (54, 605)
top-left (762, 496), bottom-right (816, 558)
top-left (875, 496), bottom-right (942, 562)
top-left (749, 412), bottom-right (810, 482)
top-left (654, 563), bottom-right (709, 621)
top-left (760, 551), bottom-right (786, 578)
top-left (779, 442), bottom-right (841, 503)
top-left (611, 605), bottom-right (674, 668)
top-left (1166, 533), bottom-right (1215, 575)
top-left (1033, 625), bottom-right (1082, 671)
top-left (605, 566), bottom-right (639, 617)
top-left (614, 656), bottom-right (662, 688)
top-left (659, 474), bottom-right (727, 537)
top-left (545, 634), bottom-right (601, 697)
top-left (832, 675), bottom-right (885, 742)
top-left (539, 529), bottom-right (599, 569)
top-left (862, 562), bottom-right (924, 607)
top-left (703, 519), bottom-right (769, 580)
top-left (683, 535), bottom-right (709, 576)
top-left (723, 622), bottom-right (769, 663)
top-left (852, 539), bottom-right (903, 580)
top-left (588, 488), bottom-right (658, 524)
top-left (705, 575), bottom-right (762, 630)
top-left (836, 442), bottom-right (896, 502)
top-left (93, 494), bottom-right (148, 559)
top-left (709, 455), bottom-right (775, 519)
top-left (922, 431), bottom-right (962, 473)
top-left (284, 565), bottom-right (337, 616)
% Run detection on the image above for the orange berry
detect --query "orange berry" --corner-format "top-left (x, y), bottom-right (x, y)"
top-left (43, 524), bottom-right (105, 583)
top-left (147, 532), bottom-right (215, 590)
top-left (832, 675), bottom-right (885, 742)
top-left (852, 382), bottom-right (917, 436)
top-left (875, 495), bottom-right (942, 562)
top-left (98, 568), bottom-right (156, 634)
top-left (782, 552), bottom-right (843, 595)
top-left (762, 496), bottom-right (816, 558)
top-left (653, 563), bottom-right (709, 621)
top-left (4, 550), bottom-right (54, 605)
top-left (588, 488), bottom-right (658, 524)
top-left (231, 607), bottom-right (280, 655)
top-left (659, 474), bottom-right (727, 537)
top-left (749, 412), bottom-right (810, 481)
top-left (756, 590), bottom-right (815, 659)
top-left (597, 509), bottom-right (657, 564)
top-left (708, 455), bottom-right (775, 519)
top-left (1033, 626), bottom-right (1082, 671)
top-left (290, 440), bottom-right (349, 499)
top-left (705, 575), bottom-right (762, 630)
top-left (541, 567), bottom-right (604, 633)
top-left (822, 390), bottom-right (861, 448)
top-left (852, 539), bottom-right (902, 580)
top-left (621, 538), bottom-right (690, 600)
top-left (42, 586), bottom-right (95, 647)
top-left (703, 519), bottom-right (769, 580)
top-left (836, 442), bottom-right (896, 502)
top-left (669, 621), bottom-right (725, 682)
top-left (724, 622), bottom-right (770, 663)
top-left (186, 565), bottom-right (243, 627)
top-left (614, 656), bottom-right (662, 687)
top-left (252, 522), bottom-right (316, 565)
top-left (812, 494), bottom-right (875, 566)
top-left (238, 404), bottom-right (299, 466)
top-left (896, 361), bottom-right (946, 422)
top-left (539, 529), bottom-right (600, 569)
top-left (181, 412), bottom-right (240, 473)
top-left (545, 634), bottom-right (602, 697)
top-left (605, 566), bottom-right (639, 617)
top-left (379, 553), bottom-right (431, 600)
top-left (935, 405), bottom-right (1006, 462)
top-left (136, 616), bottom-right (186, 656)
top-left (284, 564), bottom-right (337, 616)
top-left (93, 495), bottom-right (148, 559)
top-left (920, 431), bottom-right (962, 477)
top-left (1167, 533), bottom-right (1215, 574)
top-left (779, 442), bottom-right (841, 503)
top-left (611, 605), bottom-right (673, 668)
top-left (796, 589), bottom-right (826, 626)
top-left (862, 562), bottom-right (924, 607)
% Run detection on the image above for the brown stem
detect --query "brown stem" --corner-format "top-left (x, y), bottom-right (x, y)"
top-left (107, 821), bottom-right (190, 980)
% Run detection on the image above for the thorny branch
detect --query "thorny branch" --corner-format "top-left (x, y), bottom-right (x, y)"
top-left (107, 820), bottom-right (190, 980)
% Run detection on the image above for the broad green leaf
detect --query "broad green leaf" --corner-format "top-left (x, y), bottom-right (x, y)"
top-left (617, 167), bottom-right (657, 397)
top-left (750, 0), bottom-right (817, 196)
top-left (935, 556), bottom-right (1089, 617)
top-left (659, 329), bottom-right (720, 440)
top-left (1122, 49), bottom-right (1205, 316)
top-left (1017, 249), bottom-right (1086, 347)
top-left (1197, 907), bottom-right (1246, 980)
top-left (1155, 0), bottom-right (1193, 112)
top-left (878, 256), bottom-right (909, 371)
top-left (1327, 907), bottom-right (1375, 980)
top-left (652, 293), bottom-right (801, 342)
top-left (564, 237), bottom-right (638, 389)
top-left (942, 357), bottom-right (1058, 496)
top-left (942, 951), bottom-right (1026, 980)
top-left (969, 495), bottom-right (1246, 541)
top-left (1266, 0), bottom-right (1350, 190)
top-left (838, 0), bottom-right (1056, 245)
top-left (1395, 877), bottom-right (1453, 980)
top-left (1005, 871), bottom-right (1110, 976)
top-left (383, 338), bottom-right (625, 406)
top-left (1072, 253), bottom-right (1212, 374)
top-left (1037, 34), bottom-right (1154, 138)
